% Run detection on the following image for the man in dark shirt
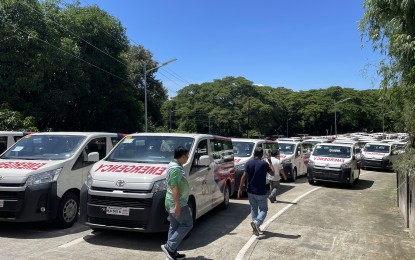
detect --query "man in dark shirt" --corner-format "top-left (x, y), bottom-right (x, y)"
top-left (237, 147), bottom-right (275, 236)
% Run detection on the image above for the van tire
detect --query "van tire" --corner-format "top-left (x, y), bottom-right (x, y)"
top-left (308, 180), bottom-right (315, 185)
top-left (221, 183), bottom-right (230, 209)
top-left (54, 192), bottom-right (79, 228)
top-left (292, 168), bottom-right (297, 182)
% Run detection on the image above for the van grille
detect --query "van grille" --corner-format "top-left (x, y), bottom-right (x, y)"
top-left (0, 191), bottom-right (25, 200)
top-left (88, 195), bottom-right (153, 208)
top-left (91, 186), bottom-right (151, 194)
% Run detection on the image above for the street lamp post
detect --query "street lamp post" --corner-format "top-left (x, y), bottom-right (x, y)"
top-left (144, 58), bottom-right (177, 132)
top-left (334, 97), bottom-right (351, 137)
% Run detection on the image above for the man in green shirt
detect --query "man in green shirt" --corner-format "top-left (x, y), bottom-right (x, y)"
top-left (161, 146), bottom-right (193, 260)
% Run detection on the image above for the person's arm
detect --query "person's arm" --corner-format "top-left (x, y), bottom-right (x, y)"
top-left (267, 158), bottom-right (275, 176)
top-left (171, 185), bottom-right (181, 216)
top-left (237, 172), bottom-right (248, 198)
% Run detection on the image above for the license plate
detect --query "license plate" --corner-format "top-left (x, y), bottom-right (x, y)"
top-left (106, 206), bottom-right (129, 216)
top-left (0, 200), bottom-right (3, 208)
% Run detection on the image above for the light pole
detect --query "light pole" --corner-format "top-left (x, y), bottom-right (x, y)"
top-left (383, 111), bottom-right (394, 134)
top-left (334, 97), bottom-right (351, 137)
top-left (144, 58), bottom-right (177, 132)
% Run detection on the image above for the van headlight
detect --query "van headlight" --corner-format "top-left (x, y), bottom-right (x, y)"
top-left (85, 172), bottom-right (93, 188)
top-left (26, 168), bottom-right (62, 186)
top-left (341, 163), bottom-right (351, 169)
top-left (235, 164), bottom-right (245, 172)
top-left (152, 179), bottom-right (167, 193)
top-left (308, 160), bottom-right (315, 167)
top-left (282, 159), bottom-right (290, 164)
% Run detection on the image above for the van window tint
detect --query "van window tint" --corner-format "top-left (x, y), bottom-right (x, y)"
top-left (279, 143), bottom-right (294, 155)
top-left (111, 137), bottom-right (122, 147)
top-left (313, 145), bottom-right (351, 158)
top-left (211, 139), bottom-right (234, 162)
top-left (194, 139), bottom-right (208, 166)
top-left (364, 144), bottom-right (391, 153)
top-left (0, 136), bottom-right (7, 154)
top-left (106, 136), bottom-right (194, 164)
top-left (232, 141), bottom-right (254, 157)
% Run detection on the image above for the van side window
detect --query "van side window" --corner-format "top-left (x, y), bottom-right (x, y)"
top-left (296, 146), bottom-right (301, 157)
top-left (211, 139), bottom-right (234, 163)
top-left (72, 137), bottom-right (106, 171)
top-left (193, 139), bottom-right (208, 167)
top-left (111, 137), bottom-right (122, 147)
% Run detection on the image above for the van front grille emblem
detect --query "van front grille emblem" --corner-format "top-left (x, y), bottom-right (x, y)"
top-left (115, 180), bottom-right (126, 187)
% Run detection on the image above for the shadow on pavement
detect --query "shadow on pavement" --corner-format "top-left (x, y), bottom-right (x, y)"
top-left (83, 201), bottom-right (250, 252)
top-left (314, 179), bottom-right (375, 190)
top-left (259, 230), bottom-right (301, 240)
top-left (0, 221), bottom-right (89, 239)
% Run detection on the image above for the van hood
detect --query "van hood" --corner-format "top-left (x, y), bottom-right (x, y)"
top-left (279, 154), bottom-right (293, 160)
top-left (0, 159), bottom-right (65, 184)
top-left (234, 157), bottom-right (250, 165)
top-left (362, 151), bottom-right (388, 159)
top-left (310, 156), bottom-right (350, 168)
top-left (90, 161), bottom-right (169, 184)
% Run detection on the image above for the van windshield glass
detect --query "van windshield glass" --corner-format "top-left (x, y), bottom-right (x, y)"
top-left (312, 145), bottom-right (351, 158)
top-left (232, 141), bottom-right (254, 157)
top-left (279, 143), bottom-right (295, 155)
top-left (364, 144), bottom-right (390, 153)
top-left (107, 136), bottom-right (194, 163)
top-left (1, 135), bottom-right (85, 160)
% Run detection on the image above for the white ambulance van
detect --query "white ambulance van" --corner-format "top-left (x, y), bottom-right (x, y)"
top-left (307, 143), bottom-right (360, 186)
top-left (79, 133), bottom-right (235, 233)
top-left (0, 131), bottom-right (32, 154)
top-left (278, 141), bottom-right (313, 181)
top-left (360, 142), bottom-right (396, 171)
top-left (231, 138), bottom-right (279, 191)
top-left (0, 132), bottom-right (124, 228)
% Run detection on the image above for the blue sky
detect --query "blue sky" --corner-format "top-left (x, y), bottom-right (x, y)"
top-left (80, 0), bottom-right (382, 97)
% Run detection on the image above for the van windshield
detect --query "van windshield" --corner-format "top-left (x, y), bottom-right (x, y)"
top-left (1, 135), bottom-right (85, 160)
top-left (232, 141), bottom-right (254, 157)
top-left (279, 143), bottom-right (295, 155)
top-left (364, 144), bottom-right (390, 153)
top-left (312, 145), bottom-right (351, 158)
top-left (107, 136), bottom-right (194, 164)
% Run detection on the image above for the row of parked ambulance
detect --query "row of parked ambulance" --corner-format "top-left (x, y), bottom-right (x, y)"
top-left (0, 131), bottom-right (407, 233)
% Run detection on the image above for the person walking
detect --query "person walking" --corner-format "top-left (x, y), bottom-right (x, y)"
top-left (267, 149), bottom-right (287, 203)
top-left (161, 146), bottom-right (193, 260)
top-left (237, 147), bottom-right (275, 236)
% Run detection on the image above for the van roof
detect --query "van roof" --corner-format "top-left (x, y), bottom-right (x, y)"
top-left (130, 132), bottom-right (232, 141)
top-left (231, 138), bottom-right (278, 143)
top-left (29, 132), bottom-right (124, 137)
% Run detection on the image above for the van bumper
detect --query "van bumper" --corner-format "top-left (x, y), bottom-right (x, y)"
top-left (307, 166), bottom-right (353, 184)
top-left (0, 182), bottom-right (59, 222)
top-left (360, 158), bottom-right (392, 170)
top-left (82, 189), bottom-right (169, 233)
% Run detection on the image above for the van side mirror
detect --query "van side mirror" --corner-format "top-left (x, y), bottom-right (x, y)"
top-left (87, 152), bottom-right (100, 162)
top-left (198, 155), bottom-right (210, 166)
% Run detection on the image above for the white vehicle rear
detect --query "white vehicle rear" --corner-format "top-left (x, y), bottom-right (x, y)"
top-left (0, 132), bottom-right (123, 227)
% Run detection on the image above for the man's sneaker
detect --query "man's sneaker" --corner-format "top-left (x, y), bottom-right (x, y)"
top-left (268, 196), bottom-right (276, 203)
top-left (175, 252), bottom-right (186, 260)
top-left (250, 221), bottom-right (260, 236)
top-left (161, 244), bottom-right (177, 260)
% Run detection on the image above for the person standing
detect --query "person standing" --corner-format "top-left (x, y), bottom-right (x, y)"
top-left (237, 147), bottom-right (275, 236)
top-left (267, 149), bottom-right (287, 203)
top-left (161, 146), bottom-right (193, 260)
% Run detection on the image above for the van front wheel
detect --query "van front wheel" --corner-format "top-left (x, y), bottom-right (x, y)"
top-left (55, 192), bottom-right (79, 228)
top-left (221, 183), bottom-right (230, 209)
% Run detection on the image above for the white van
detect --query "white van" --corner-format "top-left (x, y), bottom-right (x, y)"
top-left (307, 143), bottom-right (360, 186)
top-left (360, 142), bottom-right (397, 171)
top-left (278, 141), bottom-right (313, 181)
top-left (231, 138), bottom-right (279, 191)
top-left (0, 132), bottom-right (124, 228)
top-left (0, 131), bottom-right (32, 154)
top-left (79, 133), bottom-right (235, 232)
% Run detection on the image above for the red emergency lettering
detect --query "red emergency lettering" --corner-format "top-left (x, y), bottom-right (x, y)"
top-left (123, 165), bottom-right (136, 173)
top-left (138, 166), bottom-right (150, 174)
top-left (95, 164), bottom-right (110, 172)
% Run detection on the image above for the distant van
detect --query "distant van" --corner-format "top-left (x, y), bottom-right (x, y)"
top-left (80, 133), bottom-right (235, 232)
top-left (231, 138), bottom-right (279, 191)
top-left (0, 131), bottom-right (32, 154)
top-left (0, 132), bottom-right (124, 228)
top-left (278, 141), bottom-right (313, 181)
